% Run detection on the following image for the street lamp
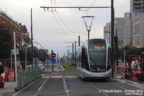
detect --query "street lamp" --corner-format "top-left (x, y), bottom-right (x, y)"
top-left (82, 16), bottom-right (94, 45)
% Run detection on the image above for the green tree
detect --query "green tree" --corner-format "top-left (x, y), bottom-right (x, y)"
top-left (37, 49), bottom-right (49, 62)
top-left (19, 23), bottom-right (31, 47)
top-left (0, 26), bottom-right (13, 59)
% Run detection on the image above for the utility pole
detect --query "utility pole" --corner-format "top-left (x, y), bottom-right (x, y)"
top-left (75, 41), bottom-right (77, 66)
top-left (72, 43), bottom-right (74, 65)
top-left (115, 26), bottom-right (119, 68)
top-left (13, 32), bottom-right (18, 86)
top-left (78, 36), bottom-right (80, 47)
top-left (111, 0), bottom-right (114, 78)
top-left (25, 47), bottom-right (27, 70)
top-left (31, 8), bottom-right (34, 68)
top-left (67, 50), bottom-right (69, 64)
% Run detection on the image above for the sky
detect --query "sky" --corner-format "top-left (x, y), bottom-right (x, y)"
top-left (0, 0), bottom-right (130, 57)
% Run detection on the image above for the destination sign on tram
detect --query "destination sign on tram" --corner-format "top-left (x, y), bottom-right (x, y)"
top-left (94, 46), bottom-right (105, 50)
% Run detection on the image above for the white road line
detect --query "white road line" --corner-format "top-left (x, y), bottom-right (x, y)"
top-left (63, 76), bottom-right (70, 96)
top-left (34, 78), bottom-right (49, 96)
top-left (12, 78), bottom-right (40, 96)
top-left (34, 75), bottom-right (52, 96)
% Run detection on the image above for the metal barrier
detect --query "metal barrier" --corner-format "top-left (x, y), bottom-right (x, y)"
top-left (16, 68), bottom-right (41, 90)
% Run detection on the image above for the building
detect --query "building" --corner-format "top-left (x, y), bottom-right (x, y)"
top-left (0, 11), bottom-right (22, 49)
top-left (104, 23), bottom-right (111, 41)
top-left (114, 18), bottom-right (125, 48)
top-left (104, 13), bottom-right (132, 48)
top-left (132, 13), bottom-right (144, 48)
top-left (123, 13), bottom-right (132, 46)
top-left (104, 0), bottom-right (144, 48)
top-left (104, 18), bottom-right (125, 48)
top-left (130, 0), bottom-right (144, 48)
top-left (130, 0), bottom-right (144, 13)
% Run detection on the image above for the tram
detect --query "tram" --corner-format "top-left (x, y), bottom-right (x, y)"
top-left (77, 39), bottom-right (112, 79)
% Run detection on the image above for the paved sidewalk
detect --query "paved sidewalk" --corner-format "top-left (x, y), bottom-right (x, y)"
top-left (0, 82), bottom-right (16, 96)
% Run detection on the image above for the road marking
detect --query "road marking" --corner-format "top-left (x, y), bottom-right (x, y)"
top-left (12, 78), bottom-right (40, 96)
top-left (34, 75), bottom-right (52, 96)
top-left (42, 75), bottom-right (78, 79)
top-left (88, 83), bottom-right (109, 96)
top-left (63, 76), bottom-right (70, 96)
top-left (65, 76), bottom-right (77, 78)
top-left (34, 78), bottom-right (49, 96)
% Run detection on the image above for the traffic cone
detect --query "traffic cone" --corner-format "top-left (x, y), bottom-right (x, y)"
top-left (4, 72), bottom-right (9, 82)
top-left (121, 67), bottom-right (124, 79)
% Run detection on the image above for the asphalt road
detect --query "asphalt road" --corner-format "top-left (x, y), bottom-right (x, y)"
top-left (13, 72), bottom-right (144, 96)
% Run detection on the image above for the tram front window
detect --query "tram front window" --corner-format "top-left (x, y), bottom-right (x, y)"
top-left (88, 44), bottom-right (106, 72)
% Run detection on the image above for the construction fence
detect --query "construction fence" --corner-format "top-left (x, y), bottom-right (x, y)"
top-left (16, 68), bottom-right (41, 90)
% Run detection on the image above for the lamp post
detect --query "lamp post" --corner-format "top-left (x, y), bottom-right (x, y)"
top-left (82, 16), bottom-right (94, 46)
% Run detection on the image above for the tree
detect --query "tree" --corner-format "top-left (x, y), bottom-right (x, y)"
top-left (0, 25), bottom-right (13, 59)
top-left (37, 49), bottom-right (49, 62)
top-left (19, 23), bottom-right (31, 47)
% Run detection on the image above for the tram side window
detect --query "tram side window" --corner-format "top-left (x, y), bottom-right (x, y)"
top-left (81, 48), bottom-right (89, 70)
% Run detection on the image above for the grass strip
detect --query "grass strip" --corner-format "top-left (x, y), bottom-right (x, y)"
top-left (62, 63), bottom-right (78, 72)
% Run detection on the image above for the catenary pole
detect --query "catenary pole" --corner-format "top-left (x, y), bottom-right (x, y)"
top-left (13, 32), bottom-right (18, 86)
top-left (111, 0), bottom-right (114, 78)
top-left (31, 8), bottom-right (34, 68)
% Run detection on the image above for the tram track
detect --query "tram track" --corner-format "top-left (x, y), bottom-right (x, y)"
top-left (34, 78), bottom-right (50, 96)
top-left (33, 74), bottom-right (53, 96)
top-left (34, 75), bottom-right (71, 96)
top-left (88, 82), bottom-right (109, 96)
top-left (63, 76), bottom-right (70, 96)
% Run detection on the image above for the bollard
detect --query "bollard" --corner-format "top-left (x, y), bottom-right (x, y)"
top-left (121, 67), bottom-right (124, 79)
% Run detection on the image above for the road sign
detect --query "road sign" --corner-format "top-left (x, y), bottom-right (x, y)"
top-left (51, 53), bottom-right (56, 58)
top-left (51, 58), bottom-right (56, 64)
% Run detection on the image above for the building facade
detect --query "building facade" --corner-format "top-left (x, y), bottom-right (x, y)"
top-left (104, 18), bottom-right (125, 48)
top-left (0, 11), bottom-right (22, 49)
top-left (131, 0), bottom-right (144, 48)
top-left (130, 0), bottom-right (144, 13)
top-left (104, 13), bottom-right (132, 48)
top-left (104, 23), bottom-right (111, 41)
top-left (123, 13), bottom-right (132, 46)
top-left (132, 13), bottom-right (144, 48)
top-left (104, 0), bottom-right (144, 48)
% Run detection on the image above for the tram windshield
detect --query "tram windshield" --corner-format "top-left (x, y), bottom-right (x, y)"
top-left (88, 44), bottom-right (106, 67)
